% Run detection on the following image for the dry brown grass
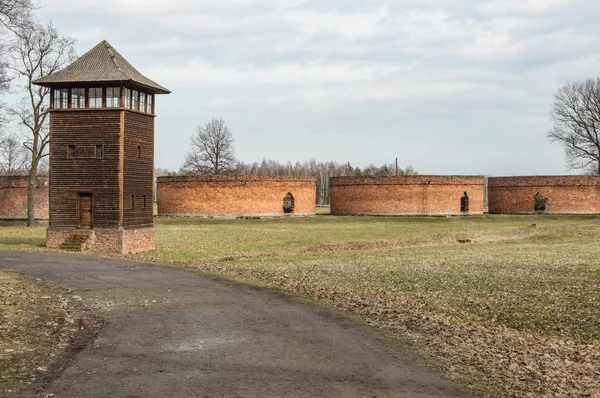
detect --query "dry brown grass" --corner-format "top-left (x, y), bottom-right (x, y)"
top-left (0, 271), bottom-right (79, 396)
top-left (1, 215), bottom-right (600, 397)
top-left (139, 215), bottom-right (600, 398)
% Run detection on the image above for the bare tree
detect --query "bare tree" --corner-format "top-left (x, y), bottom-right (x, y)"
top-left (0, 0), bottom-right (32, 29)
top-left (0, 132), bottom-right (28, 175)
top-left (548, 78), bottom-right (600, 175)
top-left (0, 0), bottom-right (33, 133)
top-left (0, 0), bottom-right (33, 91)
top-left (8, 21), bottom-right (76, 225)
top-left (182, 118), bottom-right (236, 175)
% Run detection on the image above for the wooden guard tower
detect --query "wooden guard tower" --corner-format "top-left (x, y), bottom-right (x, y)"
top-left (33, 40), bottom-right (170, 254)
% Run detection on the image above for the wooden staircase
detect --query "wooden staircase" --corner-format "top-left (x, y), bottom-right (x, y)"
top-left (60, 230), bottom-right (92, 252)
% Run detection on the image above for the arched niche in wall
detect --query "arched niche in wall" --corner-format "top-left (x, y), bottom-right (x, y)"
top-left (283, 192), bottom-right (295, 214)
top-left (533, 192), bottom-right (547, 212)
top-left (460, 192), bottom-right (469, 213)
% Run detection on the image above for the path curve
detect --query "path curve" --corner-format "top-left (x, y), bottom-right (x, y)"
top-left (0, 251), bottom-right (472, 398)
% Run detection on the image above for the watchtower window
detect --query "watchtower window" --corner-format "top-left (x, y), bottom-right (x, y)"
top-left (106, 87), bottom-right (121, 108)
top-left (283, 192), bottom-right (295, 214)
top-left (124, 88), bottom-right (132, 109)
top-left (132, 89), bottom-right (139, 111)
top-left (143, 195), bottom-right (147, 208)
top-left (96, 145), bottom-right (104, 159)
top-left (140, 92), bottom-right (146, 113)
top-left (534, 192), bottom-right (547, 212)
top-left (137, 146), bottom-right (141, 159)
top-left (89, 88), bottom-right (102, 108)
top-left (54, 88), bottom-right (68, 109)
top-left (147, 94), bottom-right (153, 114)
top-left (71, 88), bottom-right (85, 108)
top-left (460, 192), bottom-right (469, 213)
top-left (68, 145), bottom-right (76, 158)
top-left (131, 195), bottom-right (135, 209)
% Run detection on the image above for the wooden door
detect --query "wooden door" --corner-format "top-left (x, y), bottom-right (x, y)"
top-left (78, 193), bottom-right (93, 228)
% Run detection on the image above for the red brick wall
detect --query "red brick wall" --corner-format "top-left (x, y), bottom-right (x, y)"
top-left (0, 176), bottom-right (49, 219)
top-left (330, 176), bottom-right (485, 215)
top-left (120, 226), bottom-right (155, 254)
top-left (45, 228), bottom-right (71, 249)
top-left (46, 226), bottom-right (155, 254)
top-left (488, 176), bottom-right (600, 214)
top-left (157, 175), bottom-right (316, 217)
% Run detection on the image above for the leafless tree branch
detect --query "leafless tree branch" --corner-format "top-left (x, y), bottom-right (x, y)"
top-left (548, 78), bottom-right (600, 175)
top-left (181, 118), bottom-right (236, 175)
top-left (0, 0), bottom-right (33, 102)
top-left (0, 0), bottom-right (33, 31)
top-left (8, 20), bottom-right (76, 225)
top-left (0, 132), bottom-right (28, 175)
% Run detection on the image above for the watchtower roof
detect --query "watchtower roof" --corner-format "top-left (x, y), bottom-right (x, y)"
top-left (33, 40), bottom-right (170, 94)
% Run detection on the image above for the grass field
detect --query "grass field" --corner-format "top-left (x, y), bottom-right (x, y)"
top-left (1, 215), bottom-right (599, 397)
top-left (0, 221), bottom-right (46, 250)
top-left (140, 215), bottom-right (600, 339)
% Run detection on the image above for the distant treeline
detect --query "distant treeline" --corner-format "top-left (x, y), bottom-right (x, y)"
top-left (157, 159), bottom-right (417, 205)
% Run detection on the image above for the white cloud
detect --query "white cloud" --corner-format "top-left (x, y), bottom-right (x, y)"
top-left (198, 78), bottom-right (477, 110)
top-left (45, 0), bottom-right (278, 16)
top-left (281, 7), bottom-right (389, 40)
top-left (478, 0), bottom-right (571, 15)
top-left (146, 59), bottom-right (412, 87)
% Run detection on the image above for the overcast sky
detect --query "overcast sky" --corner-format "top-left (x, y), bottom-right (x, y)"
top-left (35, 0), bottom-right (600, 175)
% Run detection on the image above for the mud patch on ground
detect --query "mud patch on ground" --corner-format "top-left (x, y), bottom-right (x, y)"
top-left (0, 271), bottom-right (102, 397)
top-left (216, 252), bottom-right (278, 262)
top-left (304, 240), bottom-right (394, 253)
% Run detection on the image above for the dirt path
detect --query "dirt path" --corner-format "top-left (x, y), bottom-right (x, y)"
top-left (0, 251), bottom-right (472, 398)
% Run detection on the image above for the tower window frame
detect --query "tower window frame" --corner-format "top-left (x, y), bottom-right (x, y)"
top-left (106, 87), bottom-right (121, 108)
top-left (54, 88), bottom-right (68, 109)
top-left (147, 94), bottom-right (153, 114)
top-left (89, 87), bottom-right (103, 108)
top-left (124, 88), bottom-right (132, 109)
top-left (70, 88), bottom-right (85, 109)
top-left (139, 92), bottom-right (146, 113)
top-left (131, 89), bottom-right (139, 111)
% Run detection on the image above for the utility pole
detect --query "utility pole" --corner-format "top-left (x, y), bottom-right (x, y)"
top-left (395, 158), bottom-right (399, 176)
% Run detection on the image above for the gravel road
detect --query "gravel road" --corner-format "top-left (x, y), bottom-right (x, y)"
top-left (0, 251), bottom-right (471, 398)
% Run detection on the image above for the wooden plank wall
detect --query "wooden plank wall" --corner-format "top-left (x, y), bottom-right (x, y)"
top-left (49, 110), bottom-right (122, 227)
top-left (123, 111), bottom-right (154, 227)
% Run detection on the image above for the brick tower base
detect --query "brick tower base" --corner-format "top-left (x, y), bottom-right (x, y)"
top-left (46, 226), bottom-right (155, 255)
